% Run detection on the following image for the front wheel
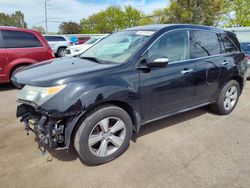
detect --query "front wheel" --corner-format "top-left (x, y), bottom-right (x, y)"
top-left (210, 80), bottom-right (240, 115)
top-left (57, 47), bottom-right (66, 57)
top-left (74, 105), bottom-right (133, 165)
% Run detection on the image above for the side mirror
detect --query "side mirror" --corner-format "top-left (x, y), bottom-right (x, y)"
top-left (147, 57), bottom-right (169, 67)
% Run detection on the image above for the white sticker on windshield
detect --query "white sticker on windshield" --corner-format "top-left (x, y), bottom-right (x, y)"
top-left (135, 31), bottom-right (155, 36)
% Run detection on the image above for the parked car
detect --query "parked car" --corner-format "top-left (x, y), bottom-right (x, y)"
top-left (65, 35), bottom-right (108, 57)
top-left (77, 36), bottom-right (91, 44)
top-left (0, 26), bottom-right (54, 84)
top-left (240, 42), bottom-right (250, 78)
top-left (14, 24), bottom-right (248, 165)
top-left (44, 35), bottom-right (71, 57)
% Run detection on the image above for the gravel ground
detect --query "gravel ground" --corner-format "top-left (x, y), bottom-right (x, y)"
top-left (1, 82), bottom-right (250, 188)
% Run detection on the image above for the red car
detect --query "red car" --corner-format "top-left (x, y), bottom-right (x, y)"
top-left (0, 26), bottom-right (54, 84)
top-left (76, 36), bottom-right (90, 44)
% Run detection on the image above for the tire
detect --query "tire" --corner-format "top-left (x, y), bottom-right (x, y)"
top-left (210, 80), bottom-right (240, 115)
top-left (57, 47), bottom-right (66, 57)
top-left (74, 105), bottom-right (133, 165)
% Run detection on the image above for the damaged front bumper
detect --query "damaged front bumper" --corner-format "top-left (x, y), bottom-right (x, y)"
top-left (16, 102), bottom-right (80, 151)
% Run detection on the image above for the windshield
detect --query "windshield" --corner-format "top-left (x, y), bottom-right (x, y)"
top-left (80, 30), bottom-right (154, 63)
top-left (85, 38), bottom-right (99, 44)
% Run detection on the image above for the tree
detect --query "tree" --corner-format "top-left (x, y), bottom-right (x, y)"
top-left (31, 26), bottom-right (45, 34)
top-left (59, 21), bottom-right (82, 34)
top-left (0, 11), bottom-right (27, 28)
top-left (152, 0), bottom-right (225, 26)
top-left (80, 5), bottom-right (152, 33)
top-left (224, 0), bottom-right (250, 27)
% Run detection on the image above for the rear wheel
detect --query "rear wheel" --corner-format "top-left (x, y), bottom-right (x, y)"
top-left (57, 47), bottom-right (66, 57)
top-left (210, 80), bottom-right (240, 115)
top-left (74, 105), bottom-right (133, 165)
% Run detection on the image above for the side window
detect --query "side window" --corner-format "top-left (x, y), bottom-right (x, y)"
top-left (2, 30), bottom-right (42, 48)
top-left (45, 36), bottom-right (66, 42)
top-left (220, 34), bottom-right (238, 53)
top-left (148, 30), bottom-right (189, 63)
top-left (0, 31), bottom-right (4, 48)
top-left (190, 30), bottom-right (222, 59)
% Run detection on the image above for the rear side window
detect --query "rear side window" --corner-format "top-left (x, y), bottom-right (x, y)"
top-left (2, 30), bottom-right (42, 48)
top-left (190, 30), bottom-right (222, 59)
top-left (45, 36), bottom-right (66, 41)
top-left (220, 34), bottom-right (238, 53)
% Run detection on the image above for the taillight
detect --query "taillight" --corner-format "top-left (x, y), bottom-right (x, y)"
top-left (245, 54), bottom-right (249, 61)
top-left (48, 49), bottom-right (55, 58)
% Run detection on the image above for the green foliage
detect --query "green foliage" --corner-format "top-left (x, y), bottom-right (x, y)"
top-left (152, 0), bottom-right (225, 26)
top-left (59, 21), bottom-right (82, 34)
top-left (224, 0), bottom-right (250, 27)
top-left (80, 5), bottom-right (152, 34)
top-left (31, 26), bottom-right (45, 34)
top-left (0, 11), bottom-right (27, 28)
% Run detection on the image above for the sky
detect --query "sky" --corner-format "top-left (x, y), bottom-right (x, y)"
top-left (0, 0), bottom-right (169, 32)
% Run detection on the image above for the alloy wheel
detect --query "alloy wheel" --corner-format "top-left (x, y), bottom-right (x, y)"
top-left (88, 117), bottom-right (126, 157)
top-left (223, 86), bottom-right (238, 111)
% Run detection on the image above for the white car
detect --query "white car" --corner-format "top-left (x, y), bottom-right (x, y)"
top-left (65, 35), bottom-right (108, 57)
top-left (44, 35), bottom-right (72, 57)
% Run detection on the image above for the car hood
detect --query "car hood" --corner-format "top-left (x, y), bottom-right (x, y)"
top-left (68, 44), bottom-right (92, 50)
top-left (12, 57), bottom-right (118, 87)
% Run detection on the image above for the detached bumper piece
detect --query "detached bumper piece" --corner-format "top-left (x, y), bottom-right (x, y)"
top-left (16, 104), bottom-right (66, 150)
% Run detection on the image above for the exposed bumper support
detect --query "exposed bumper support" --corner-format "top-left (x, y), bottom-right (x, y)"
top-left (17, 104), bottom-right (67, 150)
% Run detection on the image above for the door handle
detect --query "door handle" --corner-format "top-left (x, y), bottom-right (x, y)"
top-left (222, 61), bottom-right (228, 65)
top-left (181, 69), bottom-right (193, 74)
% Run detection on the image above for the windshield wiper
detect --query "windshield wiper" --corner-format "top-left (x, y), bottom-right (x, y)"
top-left (80, 56), bottom-right (103, 64)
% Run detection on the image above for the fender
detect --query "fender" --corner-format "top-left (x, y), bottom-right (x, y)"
top-left (59, 84), bottom-right (142, 149)
top-left (6, 58), bottom-right (37, 78)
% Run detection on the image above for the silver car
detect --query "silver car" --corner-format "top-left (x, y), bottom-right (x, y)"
top-left (44, 35), bottom-right (72, 57)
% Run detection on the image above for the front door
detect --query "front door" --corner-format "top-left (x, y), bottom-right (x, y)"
top-left (140, 29), bottom-right (196, 123)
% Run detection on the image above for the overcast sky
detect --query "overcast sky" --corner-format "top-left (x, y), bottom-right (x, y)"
top-left (0, 0), bottom-right (169, 32)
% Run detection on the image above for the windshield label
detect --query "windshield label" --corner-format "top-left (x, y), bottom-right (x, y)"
top-left (135, 31), bottom-right (155, 36)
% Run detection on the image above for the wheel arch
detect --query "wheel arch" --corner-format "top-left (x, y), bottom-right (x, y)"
top-left (230, 75), bottom-right (244, 94)
top-left (65, 100), bottom-right (141, 149)
top-left (9, 62), bottom-right (32, 79)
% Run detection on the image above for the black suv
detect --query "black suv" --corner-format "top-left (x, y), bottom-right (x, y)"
top-left (14, 24), bottom-right (248, 165)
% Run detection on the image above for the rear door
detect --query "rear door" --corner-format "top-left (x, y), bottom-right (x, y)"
top-left (0, 30), bottom-right (9, 80)
top-left (2, 29), bottom-right (48, 63)
top-left (189, 30), bottom-right (223, 105)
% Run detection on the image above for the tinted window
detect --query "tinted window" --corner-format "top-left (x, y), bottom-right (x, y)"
top-left (240, 43), bottom-right (250, 55)
top-left (190, 30), bottom-right (222, 59)
top-left (221, 34), bottom-right (238, 53)
top-left (78, 37), bottom-right (90, 40)
top-left (2, 30), bottom-right (42, 48)
top-left (148, 30), bottom-right (189, 63)
top-left (45, 36), bottom-right (66, 42)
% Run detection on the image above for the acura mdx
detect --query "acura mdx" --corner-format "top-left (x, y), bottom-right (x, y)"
top-left (13, 24), bottom-right (248, 165)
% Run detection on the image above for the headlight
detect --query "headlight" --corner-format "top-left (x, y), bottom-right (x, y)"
top-left (17, 85), bottom-right (66, 106)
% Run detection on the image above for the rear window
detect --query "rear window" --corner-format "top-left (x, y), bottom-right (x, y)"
top-left (45, 36), bottom-right (66, 42)
top-left (190, 30), bottom-right (222, 59)
top-left (220, 34), bottom-right (238, 53)
top-left (240, 43), bottom-right (250, 55)
top-left (2, 30), bottom-right (42, 48)
top-left (78, 37), bottom-right (90, 40)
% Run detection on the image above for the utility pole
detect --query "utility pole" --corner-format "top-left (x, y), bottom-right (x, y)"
top-left (44, 0), bottom-right (48, 33)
